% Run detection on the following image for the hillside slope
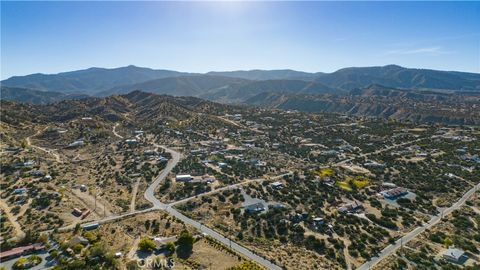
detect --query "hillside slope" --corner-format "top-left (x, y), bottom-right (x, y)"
top-left (245, 85), bottom-right (480, 125)
top-left (0, 86), bottom-right (89, 104)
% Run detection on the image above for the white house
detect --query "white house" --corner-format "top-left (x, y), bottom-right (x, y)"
top-left (271, 181), bottom-right (283, 189)
top-left (176, 174), bottom-right (193, 182)
top-left (442, 247), bottom-right (466, 263)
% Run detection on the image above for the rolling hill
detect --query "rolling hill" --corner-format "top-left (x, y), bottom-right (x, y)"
top-left (2, 65), bottom-right (478, 104)
top-left (98, 75), bottom-right (249, 97)
top-left (314, 65), bottom-right (480, 91)
top-left (206, 69), bottom-right (320, 81)
top-left (244, 85), bottom-right (480, 125)
top-left (0, 86), bottom-right (89, 104)
top-left (1, 65), bottom-right (194, 94)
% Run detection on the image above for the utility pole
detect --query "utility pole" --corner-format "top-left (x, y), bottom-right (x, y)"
top-left (229, 226), bottom-right (232, 249)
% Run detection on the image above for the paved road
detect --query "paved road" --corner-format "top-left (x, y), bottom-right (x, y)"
top-left (143, 144), bottom-right (181, 209)
top-left (165, 206), bottom-right (282, 270)
top-left (170, 172), bottom-right (292, 206)
top-left (333, 137), bottom-right (426, 166)
top-left (357, 182), bottom-right (480, 270)
top-left (142, 144), bottom-right (283, 270)
top-left (37, 125), bottom-right (283, 269)
top-left (216, 116), bottom-right (264, 134)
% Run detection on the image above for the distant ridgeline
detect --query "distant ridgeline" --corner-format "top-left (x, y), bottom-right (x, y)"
top-left (1, 65), bottom-right (479, 124)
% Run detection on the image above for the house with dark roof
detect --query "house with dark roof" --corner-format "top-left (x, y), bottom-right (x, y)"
top-left (382, 187), bottom-right (408, 199)
top-left (244, 202), bottom-right (266, 214)
top-left (337, 200), bottom-right (363, 214)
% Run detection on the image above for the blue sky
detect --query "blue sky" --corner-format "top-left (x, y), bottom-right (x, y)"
top-left (1, 1), bottom-right (479, 79)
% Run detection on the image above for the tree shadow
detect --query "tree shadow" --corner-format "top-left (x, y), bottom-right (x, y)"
top-left (175, 247), bottom-right (192, 259)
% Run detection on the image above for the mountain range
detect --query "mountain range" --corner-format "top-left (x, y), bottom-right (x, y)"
top-left (245, 84), bottom-right (480, 125)
top-left (0, 87), bottom-right (89, 105)
top-left (2, 65), bottom-right (479, 99)
top-left (1, 65), bottom-right (479, 124)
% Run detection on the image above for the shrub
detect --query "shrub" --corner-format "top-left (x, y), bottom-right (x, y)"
top-left (138, 237), bottom-right (156, 252)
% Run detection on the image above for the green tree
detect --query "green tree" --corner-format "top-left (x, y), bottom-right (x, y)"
top-left (72, 243), bottom-right (84, 254)
top-left (13, 258), bottom-right (27, 269)
top-left (49, 249), bottom-right (59, 258)
top-left (138, 237), bottom-right (156, 252)
top-left (176, 230), bottom-right (194, 258)
top-left (443, 237), bottom-right (453, 248)
top-left (83, 231), bottom-right (97, 243)
top-left (165, 242), bottom-right (175, 256)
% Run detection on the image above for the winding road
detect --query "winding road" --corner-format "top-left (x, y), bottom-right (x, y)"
top-left (26, 128), bottom-right (62, 163)
top-left (142, 143), bottom-right (283, 270)
top-left (17, 123), bottom-right (478, 270)
top-left (333, 137), bottom-right (427, 166)
top-left (78, 125), bottom-right (282, 269)
top-left (170, 172), bottom-right (292, 207)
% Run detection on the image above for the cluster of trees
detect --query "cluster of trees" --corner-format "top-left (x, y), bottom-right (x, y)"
top-left (12, 255), bottom-right (42, 269)
top-left (53, 232), bottom-right (118, 269)
top-left (138, 230), bottom-right (194, 259)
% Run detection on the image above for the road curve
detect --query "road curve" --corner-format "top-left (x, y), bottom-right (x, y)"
top-left (144, 144), bottom-right (181, 209)
top-left (143, 144), bottom-right (282, 270)
top-left (51, 125), bottom-right (282, 269)
top-left (357, 182), bottom-right (480, 270)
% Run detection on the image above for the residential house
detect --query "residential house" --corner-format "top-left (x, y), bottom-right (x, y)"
top-left (442, 248), bottom-right (467, 264)
top-left (68, 236), bottom-right (89, 246)
top-left (382, 187), bottom-right (408, 199)
top-left (270, 181), bottom-right (283, 190)
top-left (67, 140), bottom-right (84, 148)
top-left (244, 202), bottom-right (266, 214)
top-left (337, 200), bottom-right (363, 214)
top-left (0, 244), bottom-right (45, 261)
top-left (176, 174), bottom-right (193, 182)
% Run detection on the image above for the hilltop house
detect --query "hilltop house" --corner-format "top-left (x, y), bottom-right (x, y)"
top-left (382, 187), bottom-right (408, 199)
